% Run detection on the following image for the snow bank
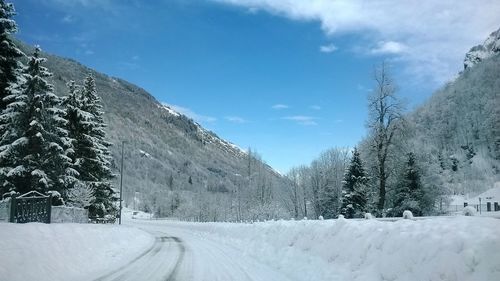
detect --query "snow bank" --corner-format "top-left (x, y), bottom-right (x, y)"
top-left (463, 206), bottom-right (477, 216)
top-left (0, 223), bottom-right (154, 281)
top-left (122, 207), bottom-right (153, 220)
top-left (163, 217), bottom-right (500, 281)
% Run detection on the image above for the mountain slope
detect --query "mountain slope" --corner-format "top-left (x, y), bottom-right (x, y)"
top-left (409, 48), bottom-right (499, 196)
top-left (16, 41), bottom-right (290, 221)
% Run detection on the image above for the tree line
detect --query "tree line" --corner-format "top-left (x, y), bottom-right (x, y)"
top-left (0, 1), bottom-right (116, 218)
top-left (285, 63), bottom-right (442, 219)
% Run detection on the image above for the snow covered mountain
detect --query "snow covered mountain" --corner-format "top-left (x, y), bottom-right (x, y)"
top-left (464, 27), bottom-right (500, 69)
top-left (14, 40), bottom-right (289, 221)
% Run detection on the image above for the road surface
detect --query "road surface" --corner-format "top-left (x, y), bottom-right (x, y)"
top-left (93, 220), bottom-right (293, 281)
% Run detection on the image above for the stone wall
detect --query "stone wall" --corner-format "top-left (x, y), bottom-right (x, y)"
top-left (51, 206), bottom-right (88, 223)
top-left (0, 199), bottom-right (10, 222)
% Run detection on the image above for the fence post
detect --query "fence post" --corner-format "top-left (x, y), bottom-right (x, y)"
top-left (9, 195), bottom-right (17, 223)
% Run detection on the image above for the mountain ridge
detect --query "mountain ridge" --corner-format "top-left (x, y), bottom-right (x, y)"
top-left (464, 27), bottom-right (500, 70)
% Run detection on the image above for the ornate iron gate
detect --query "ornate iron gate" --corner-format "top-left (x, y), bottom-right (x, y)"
top-left (10, 191), bottom-right (52, 223)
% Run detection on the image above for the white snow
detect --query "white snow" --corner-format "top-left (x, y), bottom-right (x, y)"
top-left (0, 223), bottom-right (154, 281)
top-left (148, 217), bottom-right (500, 281)
top-left (463, 206), bottom-right (477, 216)
top-left (2, 210), bottom-right (499, 281)
top-left (402, 210), bottom-right (414, 219)
top-left (467, 182), bottom-right (500, 204)
top-left (122, 207), bottom-right (153, 220)
top-left (158, 104), bottom-right (180, 117)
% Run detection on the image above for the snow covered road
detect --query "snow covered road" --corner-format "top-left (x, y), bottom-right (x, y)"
top-left (94, 219), bottom-right (293, 281)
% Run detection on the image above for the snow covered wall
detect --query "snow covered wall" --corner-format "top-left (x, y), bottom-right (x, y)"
top-left (162, 217), bottom-right (500, 281)
top-left (51, 206), bottom-right (88, 223)
top-left (0, 199), bottom-right (9, 222)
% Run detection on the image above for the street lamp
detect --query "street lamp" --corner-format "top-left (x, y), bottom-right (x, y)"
top-left (119, 141), bottom-right (125, 225)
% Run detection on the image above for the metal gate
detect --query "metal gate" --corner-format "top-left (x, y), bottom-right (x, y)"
top-left (10, 191), bottom-right (52, 223)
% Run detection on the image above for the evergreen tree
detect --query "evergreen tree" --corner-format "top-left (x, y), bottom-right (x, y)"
top-left (63, 74), bottom-right (116, 217)
top-left (0, 47), bottom-right (74, 195)
top-left (341, 147), bottom-right (369, 218)
top-left (0, 0), bottom-right (24, 113)
top-left (392, 152), bottom-right (424, 216)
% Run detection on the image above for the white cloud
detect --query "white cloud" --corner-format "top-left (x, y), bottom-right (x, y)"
top-left (214, 0), bottom-right (500, 84)
top-left (309, 105), bottom-right (321, 110)
top-left (225, 116), bottom-right (248, 123)
top-left (282, 115), bottom-right (318, 126)
top-left (370, 41), bottom-right (407, 55)
top-left (47, 0), bottom-right (114, 7)
top-left (247, 7), bottom-right (259, 14)
top-left (164, 103), bottom-right (217, 124)
top-left (319, 43), bottom-right (337, 53)
top-left (272, 104), bottom-right (289, 110)
top-left (61, 15), bottom-right (75, 23)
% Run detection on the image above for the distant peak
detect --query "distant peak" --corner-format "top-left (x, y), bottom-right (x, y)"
top-left (464, 27), bottom-right (500, 70)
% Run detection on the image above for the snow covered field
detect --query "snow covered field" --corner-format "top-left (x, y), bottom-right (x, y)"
top-left (0, 223), bottom-right (153, 281)
top-left (150, 216), bottom-right (500, 281)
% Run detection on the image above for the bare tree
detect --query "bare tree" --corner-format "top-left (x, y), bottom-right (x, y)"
top-left (286, 168), bottom-right (301, 218)
top-left (367, 62), bottom-right (404, 212)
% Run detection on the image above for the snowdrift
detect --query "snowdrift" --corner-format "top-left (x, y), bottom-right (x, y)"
top-left (0, 223), bottom-right (153, 281)
top-left (164, 217), bottom-right (500, 281)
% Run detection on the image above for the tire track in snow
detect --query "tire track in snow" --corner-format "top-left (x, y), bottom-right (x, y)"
top-left (93, 237), bottom-right (158, 281)
top-left (164, 236), bottom-right (185, 281)
top-left (93, 235), bottom-right (184, 281)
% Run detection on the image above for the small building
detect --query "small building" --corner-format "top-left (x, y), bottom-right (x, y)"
top-left (465, 183), bottom-right (500, 212)
top-left (447, 182), bottom-right (500, 213)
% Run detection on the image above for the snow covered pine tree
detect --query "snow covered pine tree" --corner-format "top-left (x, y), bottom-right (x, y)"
top-left (392, 152), bottom-right (424, 216)
top-left (0, 0), bottom-right (23, 112)
top-left (63, 75), bottom-right (117, 218)
top-left (0, 0), bottom-right (24, 197)
top-left (341, 147), bottom-right (369, 218)
top-left (0, 46), bottom-right (75, 196)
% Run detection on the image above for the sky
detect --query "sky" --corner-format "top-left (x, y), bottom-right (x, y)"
top-left (11, 0), bottom-right (500, 173)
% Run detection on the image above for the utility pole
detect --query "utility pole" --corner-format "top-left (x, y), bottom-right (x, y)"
top-left (119, 141), bottom-right (125, 225)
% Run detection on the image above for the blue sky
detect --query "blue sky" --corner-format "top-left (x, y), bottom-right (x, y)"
top-left (11, 0), bottom-right (500, 173)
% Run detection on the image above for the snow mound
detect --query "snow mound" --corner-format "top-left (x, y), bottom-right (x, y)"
top-left (122, 207), bottom-right (152, 220)
top-left (162, 217), bottom-right (500, 281)
top-left (364, 213), bottom-right (374, 219)
top-left (402, 210), bottom-right (414, 219)
top-left (0, 223), bottom-right (154, 281)
top-left (463, 206), bottom-right (477, 216)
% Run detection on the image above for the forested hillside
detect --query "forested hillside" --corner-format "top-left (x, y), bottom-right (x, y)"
top-left (408, 52), bottom-right (499, 196)
top-left (14, 41), bottom-right (291, 222)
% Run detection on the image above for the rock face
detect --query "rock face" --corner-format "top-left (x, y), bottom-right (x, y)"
top-left (464, 28), bottom-right (500, 70)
